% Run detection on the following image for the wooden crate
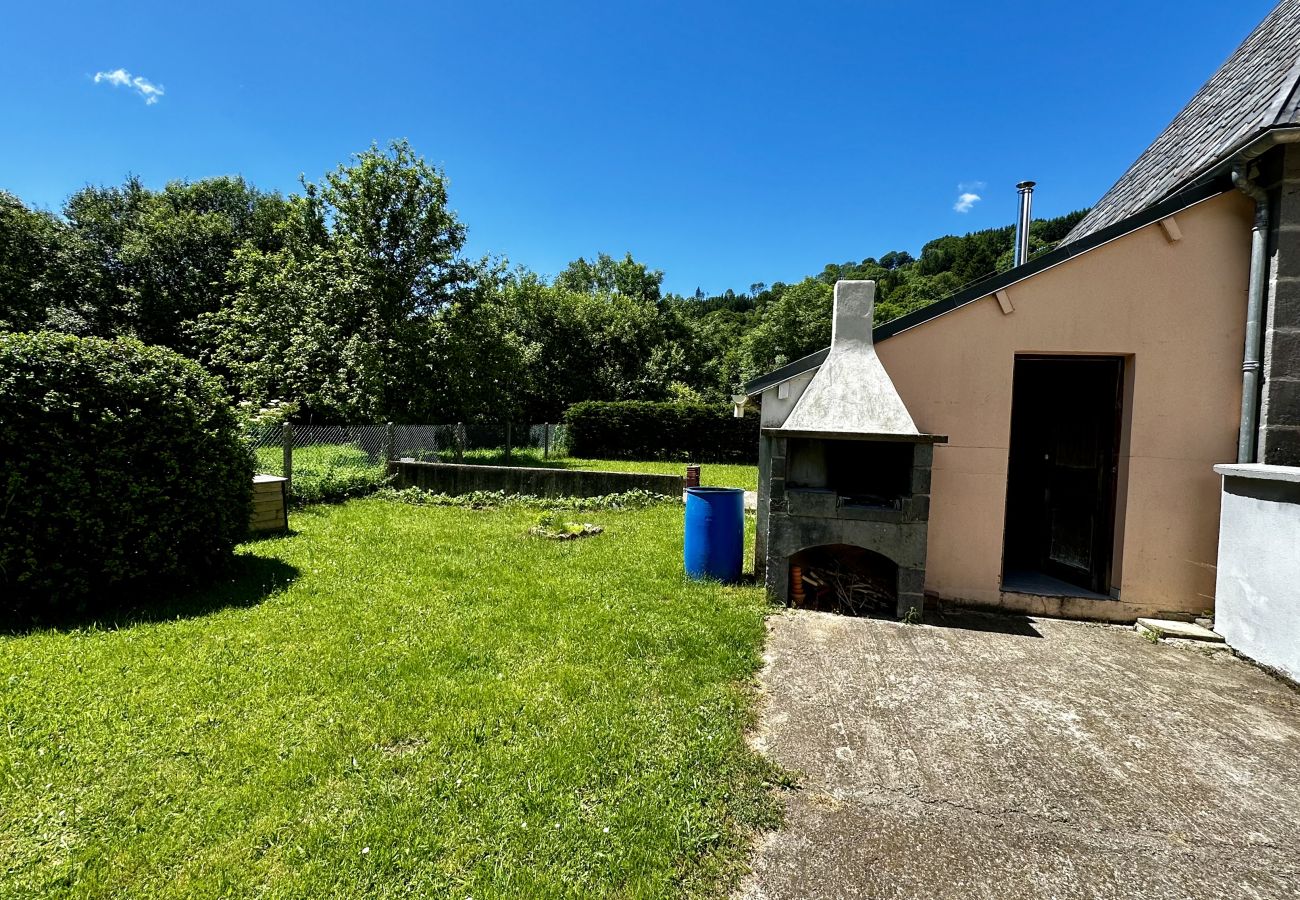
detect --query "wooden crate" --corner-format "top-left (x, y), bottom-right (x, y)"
top-left (250, 475), bottom-right (288, 533)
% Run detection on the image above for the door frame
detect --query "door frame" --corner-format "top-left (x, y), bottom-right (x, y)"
top-left (1000, 353), bottom-right (1126, 596)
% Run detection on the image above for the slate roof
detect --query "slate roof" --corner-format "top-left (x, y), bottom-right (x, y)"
top-left (1066, 0), bottom-right (1300, 242)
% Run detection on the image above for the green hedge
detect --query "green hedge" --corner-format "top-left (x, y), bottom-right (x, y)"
top-left (0, 332), bottom-right (252, 620)
top-left (563, 401), bottom-right (758, 462)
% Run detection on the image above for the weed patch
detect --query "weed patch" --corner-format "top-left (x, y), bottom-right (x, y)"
top-left (374, 486), bottom-right (676, 510)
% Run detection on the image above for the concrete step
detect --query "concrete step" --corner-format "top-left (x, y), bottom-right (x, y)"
top-left (1135, 618), bottom-right (1225, 643)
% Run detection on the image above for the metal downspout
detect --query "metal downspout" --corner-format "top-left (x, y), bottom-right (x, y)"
top-left (1232, 167), bottom-right (1269, 464)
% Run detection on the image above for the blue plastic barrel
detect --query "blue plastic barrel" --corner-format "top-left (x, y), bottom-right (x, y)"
top-left (684, 487), bottom-right (745, 582)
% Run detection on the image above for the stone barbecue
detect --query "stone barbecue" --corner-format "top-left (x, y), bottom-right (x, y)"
top-left (753, 280), bottom-right (945, 617)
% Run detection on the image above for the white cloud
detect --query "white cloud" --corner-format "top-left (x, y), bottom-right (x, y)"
top-left (953, 180), bottom-right (986, 212)
top-left (94, 68), bottom-right (164, 105)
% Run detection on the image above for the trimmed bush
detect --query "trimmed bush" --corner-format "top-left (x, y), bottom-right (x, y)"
top-left (0, 332), bottom-right (252, 619)
top-left (563, 401), bottom-right (759, 462)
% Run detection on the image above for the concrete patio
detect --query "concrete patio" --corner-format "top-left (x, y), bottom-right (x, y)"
top-left (740, 610), bottom-right (1300, 900)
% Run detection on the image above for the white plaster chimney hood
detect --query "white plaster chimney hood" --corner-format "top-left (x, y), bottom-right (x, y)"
top-left (774, 280), bottom-right (938, 441)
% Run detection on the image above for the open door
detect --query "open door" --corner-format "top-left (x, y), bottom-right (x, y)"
top-left (1002, 356), bottom-right (1123, 595)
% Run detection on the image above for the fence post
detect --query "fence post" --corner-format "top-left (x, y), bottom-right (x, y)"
top-left (384, 422), bottom-right (395, 462)
top-left (281, 421), bottom-right (294, 497)
top-left (504, 420), bottom-right (512, 460)
top-left (543, 422), bottom-right (550, 459)
top-left (456, 422), bottom-right (465, 463)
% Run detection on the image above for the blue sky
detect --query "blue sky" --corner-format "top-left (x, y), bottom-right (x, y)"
top-left (0, 0), bottom-right (1278, 296)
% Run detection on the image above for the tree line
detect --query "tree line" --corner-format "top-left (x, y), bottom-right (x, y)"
top-left (0, 140), bottom-right (1087, 426)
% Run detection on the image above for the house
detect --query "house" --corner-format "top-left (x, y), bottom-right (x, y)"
top-left (743, 0), bottom-right (1300, 647)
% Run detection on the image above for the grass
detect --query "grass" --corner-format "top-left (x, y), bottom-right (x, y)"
top-left (445, 448), bottom-right (758, 493)
top-left (253, 444), bottom-right (758, 501)
top-left (0, 501), bottom-right (776, 898)
top-left (563, 459), bottom-right (757, 493)
top-left (254, 443), bottom-right (389, 503)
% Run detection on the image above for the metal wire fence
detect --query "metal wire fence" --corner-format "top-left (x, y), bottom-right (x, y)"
top-left (528, 423), bottom-right (569, 458)
top-left (243, 421), bottom-right (571, 500)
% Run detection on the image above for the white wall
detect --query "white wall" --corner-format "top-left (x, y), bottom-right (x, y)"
top-left (1214, 464), bottom-right (1300, 682)
top-left (759, 370), bottom-right (816, 427)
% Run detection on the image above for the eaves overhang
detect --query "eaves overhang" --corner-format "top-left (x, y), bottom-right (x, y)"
top-left (743, 172), bottom-right (1233, 397)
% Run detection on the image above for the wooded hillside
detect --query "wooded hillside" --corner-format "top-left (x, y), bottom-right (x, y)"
top-left (0, 141), bottom-right (1087, 425)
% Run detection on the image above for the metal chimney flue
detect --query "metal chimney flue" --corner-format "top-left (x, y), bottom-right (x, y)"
top-left (1014, 181), bottom-right (1035, 267)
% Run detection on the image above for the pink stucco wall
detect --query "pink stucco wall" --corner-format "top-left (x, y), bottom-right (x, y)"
top-left (875, 191), bottom-right (1253, 620)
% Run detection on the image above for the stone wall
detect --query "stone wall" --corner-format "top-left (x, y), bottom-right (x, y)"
top-left (760, 436), bottom-right (934, 618)
top-left (1260, 143), bottom-right (1300, 465)
top-left (387, 460), bottom-right (684, 499)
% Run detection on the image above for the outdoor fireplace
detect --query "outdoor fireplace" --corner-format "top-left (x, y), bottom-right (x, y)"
top-left (753, 280), bottom-right (945, 618)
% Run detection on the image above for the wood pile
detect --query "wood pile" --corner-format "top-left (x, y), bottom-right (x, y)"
top-left (790, 558), bottom-right (893, 616)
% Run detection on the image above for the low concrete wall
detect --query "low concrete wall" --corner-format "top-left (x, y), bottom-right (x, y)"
top-left (388, 460), bottom-right (684, 499)
top-left (1214, 464), bottom-right (1300, 682)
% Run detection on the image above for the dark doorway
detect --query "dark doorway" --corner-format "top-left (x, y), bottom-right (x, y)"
top-left (1002, 356), bottom-right (1123, 596)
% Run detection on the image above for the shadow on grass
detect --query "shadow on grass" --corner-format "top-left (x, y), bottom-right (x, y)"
top-left (242, 528), bottom-right (303, 541)
top-left (1, 554), bottom-right (299, 636)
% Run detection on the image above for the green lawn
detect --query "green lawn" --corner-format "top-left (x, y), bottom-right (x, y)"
top-left (448, 449), bottom-right (758, 493)
top-left (252, 443), bottom-right (759, 499)
top-left (254, 443), bottom-right (389, 503)
top-left (0, 501), bottom-right (776, 898)
top-left (563, 459), bottom-right (756, 493)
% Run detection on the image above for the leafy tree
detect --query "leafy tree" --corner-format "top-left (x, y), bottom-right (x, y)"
top-left (57, 176), bottom-right (289, 351)
top-left (0, 142), bottom-right (1093, 426)
top-left (878, 250), bottom-right (914, 270)
top-left (318, 141), bottom-right (472, 315)
top-left (201, 142), bottom-right (473, 422)
top-left (427, 260), bottom-right (530, 427)
top-left (554, 252), bottom-right (663, 304)
top-left (739, 278), bottom-right (833, 380)
top-left (1031, 209), bottom-right (1088, 245)
top-left (502, 271), bottom-right (676, 421)
top-left (0, 193), bottom-right (63, 332)
top-left (681, 305), bottom-right (751, 396)
top-left (201, 239), bottom-right (382, 421)
top-left (875, 270), bottom-right (963, 322)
